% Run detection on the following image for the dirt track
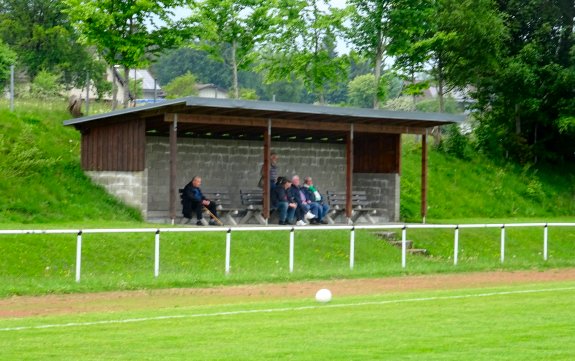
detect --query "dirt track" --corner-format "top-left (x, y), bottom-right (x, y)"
top-left (1, 269), bottom-right (575, 319)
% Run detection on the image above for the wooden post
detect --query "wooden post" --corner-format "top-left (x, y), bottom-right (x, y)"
top-left (169, 113), bottom-right (178, 224)
top-left (421, 133), bottom-right (428, 223)
top-left (263, 119), bottom-right (271, 221)
top-left (346, 123), bottom-right (354, 222)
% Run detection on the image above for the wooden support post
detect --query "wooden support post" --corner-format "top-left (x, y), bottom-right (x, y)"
top-left (346, 124), bottom-right (354, 222)
top-left (421, 133), bottom-right (428, 223)
top-left (169, 113), bottom-right (178, 224)
top-left (263, 119), bottom-right (271, 221)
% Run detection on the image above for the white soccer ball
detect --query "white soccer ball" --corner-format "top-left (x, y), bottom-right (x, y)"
top-left (315, 288), bottom-right (332, 303)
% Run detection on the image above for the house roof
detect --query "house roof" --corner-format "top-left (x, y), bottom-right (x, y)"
top-left (64, 97), bottom-right (464, 141)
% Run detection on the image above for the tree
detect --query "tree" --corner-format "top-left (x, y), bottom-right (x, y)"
top-left (472, 0), bottom-right (575, 163)
top-left (163, 72), bottom-right (199, 99)
top-left (0, 40), bottom-right (16, 90)
top-left (151, 47), bottom-right (231, 88)
top-left (346, 0), bottom-right (393, 108)
top-left (348, 74), bottom-right (378, 108)
top-left (185, 0), bottom-right (271, 99)
top-left (260, 0), bottom-right (348, 104)
top-left (0, 0), bottom-right (104, 89)
top-left (64, 0), bottom-right (188, 108)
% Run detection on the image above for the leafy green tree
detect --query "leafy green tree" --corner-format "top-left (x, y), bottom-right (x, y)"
top-left (0, 40), bottom-right (16, 89)
top-left (151, 47), bottom-right (231, 88)
top-left (0, 0), bottom-right (104, 89)
top-left (471, 0), bottom-right (575, 163)
top-left (260, 0), bottom-right (348, 104)
top-left (163, 72), bottom-right (199, 99)
top-left (348, 73), bottom-right (378, 108)
top-left (346, 0), bottom-right (393, 108)
top-left (64, 0), bottom-right (188, 108)
top-left (185, 0), bottom-right (271, 99)
top-left (29, 70), bottom-right (61, 100)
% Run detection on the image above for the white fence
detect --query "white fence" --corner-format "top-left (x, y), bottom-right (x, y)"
top-left (1, 223), bottom-right (574, 282)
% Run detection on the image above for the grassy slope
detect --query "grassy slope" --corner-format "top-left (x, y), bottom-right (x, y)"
top-left (400, 137), bottom-right (575, 221)
top-left (0, 101), bottom-right (574, 296)
top-left (0, 101), bottom-right (141, 223)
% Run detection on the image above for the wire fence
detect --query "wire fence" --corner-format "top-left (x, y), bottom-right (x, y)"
top-left (1, 223), bottom-right (574, 282)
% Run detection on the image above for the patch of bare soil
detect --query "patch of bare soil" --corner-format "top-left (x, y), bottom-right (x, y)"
top-left (1, 269), bottom-right (574, 319)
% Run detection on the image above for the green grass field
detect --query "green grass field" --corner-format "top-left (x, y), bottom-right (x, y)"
top-left (1, 280), bottom-right (574, 360)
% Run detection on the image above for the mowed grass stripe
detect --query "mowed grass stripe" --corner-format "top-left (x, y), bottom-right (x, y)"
top-left (2, 284), bottom-right (575, 360)
top-left (2, 285), bottom-right (574, 332)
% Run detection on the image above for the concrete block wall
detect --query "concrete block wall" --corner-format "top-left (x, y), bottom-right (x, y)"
top-left (85, 170), bottom-right (147, 216)
top-left (353, 173), bottom-right (400, 222)
top-left (146, 137), bottom-right (348, 214)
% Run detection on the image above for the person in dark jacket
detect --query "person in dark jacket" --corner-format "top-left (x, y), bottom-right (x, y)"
top-left (271, 177), bottom-right (296, 225)
top-left (182, 176), bottom-right (218, 226)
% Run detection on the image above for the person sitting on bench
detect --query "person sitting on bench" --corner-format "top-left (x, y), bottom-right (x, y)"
top-left (182, 176), bottom-right (219, 226)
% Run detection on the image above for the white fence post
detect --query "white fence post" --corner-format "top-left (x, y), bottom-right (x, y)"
top-left (154, 230), bottom-right (160, 278)
top-left (543, 224), bottom-right (548, 261)
top-left (289, 228), bottom-right (295, 273)
top-left (225, 229), bottom-right (231, 275)
top-left (349, 227), bottom-right (355, 270)
top-left (401, 226), bottom-right (407, 268)
top-left (500, 225), bottom-right (505, 263)
top-left (453, 226), bottom-right (459, 266)
top-left (75, 231), bottom-right (82, 282)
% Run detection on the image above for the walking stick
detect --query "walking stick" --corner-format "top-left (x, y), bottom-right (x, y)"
top-left (203, 206), bottom-right (224, 226)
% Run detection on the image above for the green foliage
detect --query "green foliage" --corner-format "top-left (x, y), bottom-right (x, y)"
top-left (29, 70), bottom-right (61, 100)
top-left (259, 0), bottom-right (349, 104)
top-left (163, 72), bottom-right (198, 99)
top-left (64, 0), bottom-right (188, 107)
top-left (347, 73), bottom-right (377, 108)
top-left (0, 40), bottom-right (16, 88)
top-left (0, 0), bottom-right (104, 89)
top-left (152, 47), bottom-right (231, 88)
top-left (239, 88), bottom-right (258, 100)
top-left (186, 0), bottom-right (272, 99)
top-left (437, 124), bottom-right (471, 159)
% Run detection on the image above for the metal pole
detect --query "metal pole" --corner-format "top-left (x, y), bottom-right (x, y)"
top-left (154, 230), bottom-right (160, 277)
top-left (289, 228), bottom-right (295, 273)
top-left (453, 226), bottom-right (459, 265)
top-left (349, 227), bottom-right (355, 270)
top-left (154, 79), bottom-right (157, 103)
top-left (10, 65), bottom-right (15, 112)
top-left (500, 225), bottom-right (505, 263)
top-left (543, 224), bottom-right (548, 261)
top-left (401, 226), bottom-right (407, 268)
top-left (75, 231), bottom-right (82, 282)
top-left (225, 229), bottom-right (231, 274)
top-left (85, 71), bottom-right (90, 115)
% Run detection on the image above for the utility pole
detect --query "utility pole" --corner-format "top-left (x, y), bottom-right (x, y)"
top-left (10, 65), bottom-right (15, 112)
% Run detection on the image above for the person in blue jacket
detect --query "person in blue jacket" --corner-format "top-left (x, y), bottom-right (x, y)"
top-left (182, 176), bottom-right (219, 225)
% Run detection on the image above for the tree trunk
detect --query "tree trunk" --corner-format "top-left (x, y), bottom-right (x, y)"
top-left (373, 46), bottom-right (383, 109)
top-left (232, 40), bottom-right (239, 99)
top-left (433, 63), bottom-right (445, 146)
top-left (112, 69), bottom-right (118, 111)
top-left (123, 67), bottom-right (130, 108)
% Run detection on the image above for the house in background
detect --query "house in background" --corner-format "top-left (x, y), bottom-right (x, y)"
top-left (69, 67), bottom-right (164, 105)
top-left (195, 83), bottom-right (228, 99)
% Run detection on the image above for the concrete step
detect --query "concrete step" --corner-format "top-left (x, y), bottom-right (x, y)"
top-left (407, 248), bottom-right (428, 255)
top-left (386, 240), bottom-right (413, 249)
top-left (374, 231), bottom-right (397, 240)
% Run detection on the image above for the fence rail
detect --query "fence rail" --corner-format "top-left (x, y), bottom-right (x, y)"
top-left (1, 223), bottom-right (574, 282)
